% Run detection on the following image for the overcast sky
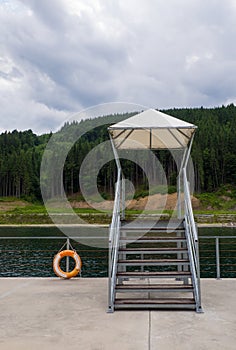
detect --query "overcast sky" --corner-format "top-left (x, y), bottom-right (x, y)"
top-left (0, 0), bottom-right (236, 134)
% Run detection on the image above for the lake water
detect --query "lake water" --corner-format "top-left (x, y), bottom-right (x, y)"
top-left (0, 226), bottom-right (235, 278)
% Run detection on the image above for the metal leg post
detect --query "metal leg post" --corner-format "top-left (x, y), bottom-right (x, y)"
top-left (66, 238), bottom-right (70, 273)
top-left (216, 238), bottom-right (221, 279)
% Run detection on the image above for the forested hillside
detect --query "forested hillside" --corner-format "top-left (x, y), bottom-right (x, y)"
top-left (0, 105), bottom-right (235, 201)
top-left (0, 130), bottom-right (51, 199)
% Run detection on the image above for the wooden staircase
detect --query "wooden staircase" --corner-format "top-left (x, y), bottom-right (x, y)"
top-left (113, 220), bottom-right (198, 311)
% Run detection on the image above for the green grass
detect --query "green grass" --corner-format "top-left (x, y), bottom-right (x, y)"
top-left (125, 209), bottom-right (174, 215)
top-left (194, 209), bottom-right (236, 215)
top-left (8, 205), bottom-right (47, 214)
top-left (7, 205), bottom-right (108, 215)
top-left (0, 197), bottom-right (27, 203)
top-left (132, 185), bottom-right (177, 199)
top-left (195, 185), bottom-right (236, 211)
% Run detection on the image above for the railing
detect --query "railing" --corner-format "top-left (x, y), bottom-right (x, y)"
top-left (183, 167), bottom-right (202, 312)
top-left (108, 168), bottom-right (122, 312)
top-left (1, 235), bottom-right (236, 279)
top-left (199, 235), bottom-right (236, 279)
top-left (0, 236), bottom-right (108, 277)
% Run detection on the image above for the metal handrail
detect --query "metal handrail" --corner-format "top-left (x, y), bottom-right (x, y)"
top-left (108, 168), bottom-right (122, 312)
top-left (183, 167), bottom-right (202, 312)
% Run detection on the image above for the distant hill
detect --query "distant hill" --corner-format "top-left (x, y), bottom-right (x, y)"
top-left (0, 105), bottom-right (235, 201)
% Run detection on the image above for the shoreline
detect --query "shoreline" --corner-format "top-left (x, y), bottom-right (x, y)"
top-left (0, 212), bottom-right (236, 227)
top-left (0, 223), bottom-right (235, 228)
top-left (0, 223), bottom-right (109, 227)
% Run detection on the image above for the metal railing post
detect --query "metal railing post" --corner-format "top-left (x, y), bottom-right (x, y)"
top-left (121, 176), bottom-right (125, 220)
top-left (177, 174), bottom-right (182, 219)
top-left (177, 147), bottom-right (188, 219)
top-left (66, 238), bottom-right (70, 273)
top-left (216, 237), bottom-right (221, 279)
top-left (183, 164), bottom-right (202, 312)
top-left (108, 228), bottom-right (113, 312)
top-left (196, 240), bottom-right (202, 308)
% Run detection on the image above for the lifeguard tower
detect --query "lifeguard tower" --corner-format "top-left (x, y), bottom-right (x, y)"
top-left (107, 109), bottom-right (202, 312)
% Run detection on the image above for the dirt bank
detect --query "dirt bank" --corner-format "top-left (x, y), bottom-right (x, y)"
top-left (71, 193), bottom-right (201, 211)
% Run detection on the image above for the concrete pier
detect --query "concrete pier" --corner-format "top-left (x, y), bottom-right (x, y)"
top-left (0, 278), bottom-right (235, 350)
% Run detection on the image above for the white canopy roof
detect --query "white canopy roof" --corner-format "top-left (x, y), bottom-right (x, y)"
top-left (108, 109), bottom-right (197, 150)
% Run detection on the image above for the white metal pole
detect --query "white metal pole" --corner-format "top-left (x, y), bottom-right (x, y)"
top-left (66, 238), bottom-right (70, 273)
top-left (177, 147), bottom-right (188, 219)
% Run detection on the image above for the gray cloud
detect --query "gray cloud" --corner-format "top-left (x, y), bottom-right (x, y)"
top-left (0, 0), bottom-right (236, 133)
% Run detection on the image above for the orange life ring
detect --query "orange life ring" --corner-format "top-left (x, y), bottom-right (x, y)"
top-left (53, 250), bottom-right (82, 279)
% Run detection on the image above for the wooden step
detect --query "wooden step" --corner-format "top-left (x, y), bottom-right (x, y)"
top-left (118, 259), bottom-right (190, 266)
top-left (117, 271), bottom-right (191, 279)
top-left (121, 221), bottom-right (184, 231)
top-left (120, 228), bottom-right (185, 233)
top-left (115, 298), bottom-right (195, 304)
top-left (116, 284), bottom-right (193, 292)
top-left (120, 237), bottom-right (186, 243)
top-left (119, 247), bottom-right (188, 254)
top-left (114, 298), bottom-right (196, 310)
